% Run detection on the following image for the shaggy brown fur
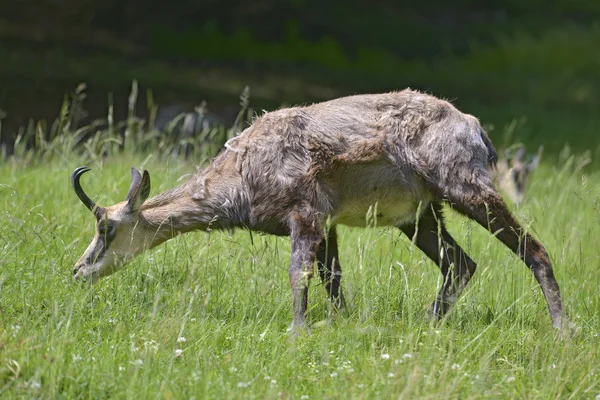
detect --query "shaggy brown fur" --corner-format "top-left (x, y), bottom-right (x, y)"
top-left (72, 89), bottom-right (565, 334)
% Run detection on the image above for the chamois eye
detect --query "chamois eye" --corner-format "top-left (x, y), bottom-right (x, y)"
top-left (98, 222), bottom-right (116, 237)
top-left (511, 169), bottom-right (520, 181)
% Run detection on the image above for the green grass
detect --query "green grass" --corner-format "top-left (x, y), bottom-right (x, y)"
top-left (1, 118), bottom-right (600, 399)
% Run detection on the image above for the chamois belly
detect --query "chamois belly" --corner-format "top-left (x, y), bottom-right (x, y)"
top-left (334, 194), bottom-right (426, 227)
top-left (329, 163), bottom-right (432, 228)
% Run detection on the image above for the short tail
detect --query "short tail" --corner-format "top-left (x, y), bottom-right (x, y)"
top-left (480, 128), bottom-right (498, 167)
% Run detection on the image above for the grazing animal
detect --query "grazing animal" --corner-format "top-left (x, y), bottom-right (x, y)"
top-left (72, 89), bottom-right (565, 333)
top-left (493, 145), bottom-right (543, 204)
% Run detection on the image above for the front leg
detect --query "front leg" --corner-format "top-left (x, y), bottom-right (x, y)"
top-left (288, 209), bottom-right (323, 335)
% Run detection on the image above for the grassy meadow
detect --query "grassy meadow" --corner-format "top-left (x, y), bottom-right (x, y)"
top-left (1, 104), bottom-right (600, 399)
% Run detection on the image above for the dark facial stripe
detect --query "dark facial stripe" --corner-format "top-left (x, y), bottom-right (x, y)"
top-left (85, 229), bottom-right (116, 265)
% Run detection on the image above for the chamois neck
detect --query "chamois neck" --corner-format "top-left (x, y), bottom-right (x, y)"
top-left (139, 172), bottom-right (249, 248)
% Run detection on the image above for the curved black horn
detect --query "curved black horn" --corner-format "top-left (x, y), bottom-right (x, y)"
top-left (71, 167), bottom-right (100, 215)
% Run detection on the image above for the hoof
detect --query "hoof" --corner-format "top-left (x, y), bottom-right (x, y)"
top-left (555, 318), bottom-right (579, 339)
top-left (289, 323), bottom-right (311, 339)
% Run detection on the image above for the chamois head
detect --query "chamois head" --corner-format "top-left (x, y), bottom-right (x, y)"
top-left (495, 145), bottom-right (542, 204)
top-left (71, 166), bottom-right (153, 282)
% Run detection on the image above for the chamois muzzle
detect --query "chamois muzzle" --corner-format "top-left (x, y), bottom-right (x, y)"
top-left (71, 166), bottom-right (104, 217)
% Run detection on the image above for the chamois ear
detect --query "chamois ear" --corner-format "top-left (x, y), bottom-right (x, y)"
top-left (527, 145), bottom-right (544, 171)
top-left (513, 146), bottom-right (526, 162)
top-left (126, 167), bottom-right (151, 213)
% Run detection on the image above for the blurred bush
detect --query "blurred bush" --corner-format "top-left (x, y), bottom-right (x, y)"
top-left (1, 1), bottom-right (600, 156)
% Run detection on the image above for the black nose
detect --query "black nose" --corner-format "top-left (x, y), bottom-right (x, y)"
top-left (73, 265), bottom-right (82, 276)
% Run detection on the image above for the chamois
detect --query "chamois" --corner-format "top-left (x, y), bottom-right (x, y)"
top-left (72, 89), bottom-right (565, 333)
top-left (493, 145), bottom-right (543, 204)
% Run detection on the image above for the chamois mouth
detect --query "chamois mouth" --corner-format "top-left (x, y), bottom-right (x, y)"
top-left (73, 265), bottom-right (101, 284)
top-left (73, 253), bottom-right (130, 283)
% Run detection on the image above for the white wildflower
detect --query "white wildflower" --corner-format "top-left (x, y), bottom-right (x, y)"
top-left (237, 381), bottom-right (250, 388)
top-left (549, 364), bottom-right (557, 369)
top-left (230, 367), bottom-right (238, 372)
top-left (177, 336), bottom-right (187, 343)
top-left (132, 359), bottom-right (144, 367)
top-left (506, 376), bottom-right (516, 383)
top-left (119, 366), bottom-right (125, 372)
top-left (330, 372), bottom-right (338, 378)
top-left (594, 394), bottom-right (600, 400)
top-left (403, 353), bottom-right (413, 359)
top-left (388, 373), bottom-right (395, 378)
top-left (270, 379), bottom-right (277, 385)
top-left (28, 380), bottom-right (41, 390)
top-left (144, 340), bottom-right (159, 353)
top-left (72, 354), bottom-right (82, 362)
top-left (191, 318), bottom-right (197, 322)
top-left (381, 354), bottom-right (390, 360)
top-left (451, 364), bottom-right (461, 370)
top-left (174, 349), bottom-right (183, 357)
top-left (300, 396), bottom-right (309, 400)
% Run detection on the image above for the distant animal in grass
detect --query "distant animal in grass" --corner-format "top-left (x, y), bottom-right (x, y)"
top-left (71, 89), bottom-right (566, 335)
top-left (492, 144), bottom-right (543, 204)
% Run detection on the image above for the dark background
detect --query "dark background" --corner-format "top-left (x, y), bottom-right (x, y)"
top-left (1, 0), bottom-right (599, 157)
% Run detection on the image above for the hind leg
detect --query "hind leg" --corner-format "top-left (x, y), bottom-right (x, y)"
top-left (400, 202), bottom-right (478, 318)
top-left (316, 225), bottom-right (346, 311)
top-left (432, 179), bottom-right (564, 329)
